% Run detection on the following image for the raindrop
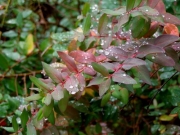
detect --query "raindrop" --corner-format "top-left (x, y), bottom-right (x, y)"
top-left (85, 57), bottom-right (88, 60)
top-left (146, 9), bottom-right (148, 12)
top-left (99, 49), bottom-right (103, 53)
top-left (152, 56), bottom-right (155, 59)
top-left (69, 85), bottom-right (74, 89)
top-left (71, 91), bottom-right (76, 94)
top-left (115, 56), bottom-right (118, 59)
top-left (122, 74), bottom-right (126, 76)
top-left (104, 51), bottom-right (109, 55)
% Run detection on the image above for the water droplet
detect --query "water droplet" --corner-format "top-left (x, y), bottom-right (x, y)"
top-left (99, 49), bottom-right (103, 53)
top-left (115, 56), bottom-right (118, 59)
top-left (71, 91), bottom-right (76, 94)
top-left (146, 9), bottom-right (148, 12)
top-left (69, 85), bottom-right (74, 89)
top-left (122, 74), bottom-right (126, 76)
top-left (104, 51), bottom-right (109, 55)
top-left (85, 57), bottom-right (88, 60)
top-left (152, 56), bottom-right (155, 59)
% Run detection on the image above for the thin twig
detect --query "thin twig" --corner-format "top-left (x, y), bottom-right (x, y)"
top-left (0, 0), bottom-right (11, 27)
top-left (147, 71), bottom-right (179, 112)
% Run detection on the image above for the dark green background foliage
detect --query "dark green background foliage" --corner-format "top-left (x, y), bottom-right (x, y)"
top-left (0, 0), bottom-right (180, 135)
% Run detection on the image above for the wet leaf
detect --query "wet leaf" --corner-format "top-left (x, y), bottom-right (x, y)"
top-left (101, 7), bottom-right (126, 16)
top-left (20, 109), bottom-right (29, 128)
top-left (122, 58), bottom-right (146, 70)
top-left (42, 62), bottom-right (63, 83)
top-left (82, 3), bottom-right (90, 16)
top-left (162, 13), bottom-right (180, 25)
top-left (58, 90), bottom-right (69, 112)
top-left (137, 45), bottom-right (165, 58)
top-left (69, 50), bottom-right (96, 64)
top-left (42, 100), bottom-right (54, 118)
top-left (112, 70), bottom-right (136, 84)
top-left (64, 76), bottom-right (79, 94)
top-left (88, 76), bottom-right (104, 86)
top-left (91, 62), bottom-right (109, 77)
top-left (98, 14), bottom-right (108, 35)
top-left (101, 92), bottom-right (111, 106)
top-left (126, 0), bottom-right (142, 11)
top-left (99, 78), bottom-right (111, 96)
top-left (139, 6), bottom-right (159, 16)
top-left (12, 116), bottom-right (18, 132)
top-left (30, 76), bottom-right (50, 92)
top-left (57, 51), bottom-right (78, 73)
top-left (83, 13), bottom-right (91, 35)
top-left (51, 85), bottom-right (64, 101)
top-left (154, 34), bottom-right (180, 47)
top-left (44, 93), bottom-right (52, 105)
top-left (147, 53), bottom-right (175, 66)
top-left (25, 94), bottom-right (42, 102)
top-left (27, 123), bottom-right (37, 135)
top-left (120, 88), bottom-right (129, 104)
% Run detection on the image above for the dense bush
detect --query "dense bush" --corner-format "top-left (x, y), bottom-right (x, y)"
top-left (0, 0), bottom-right (180, 135)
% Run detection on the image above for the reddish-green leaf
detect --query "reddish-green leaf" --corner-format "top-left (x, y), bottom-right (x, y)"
top-left (42, 62), bottom-right (63, 83)
top-left (57, 51), bottom-right (78, 73)
top-left (99, 78), bottom-right (111, 96)
top-left (29, 76), bottom-right (50, 92)
top-left (51, 85), bottom-right (64, 101)
top-left (137, 45), bottom-right (165, 58)
top-left (133, 65), bottom-right (151, 85)
top-left (139, 6), bottom-right (159, 16)
top-left (64, 76), bottom-right (79, 94)
top-left (83, 13), bottom-right (91, 35)
top-left (25, 94), bottom-right (42, 102)
top-left (101, 92), bottom-right (111, 106)
top-left (27, 123), bottom-right (36, 135)
top-left (122, 58), bottom-right (146, 70)
top-left (69, 50), bottom-right (96, 64)
top-left (154, 35), bottom-right (180, 47)
top-left (162, 13), bottom-right (180, 25)
top-left (126, 0), bottom-right (142, 11)
top-left (98, 14), bottom-right (108, 35)
top-left (112, 70), bottom-right (136, 84)
top-left (88, 76), bottom-right (104, 86)
top-left (147, 53), bottom-right (175, 66)
top-left (91, 62), bottom-right (109, 77)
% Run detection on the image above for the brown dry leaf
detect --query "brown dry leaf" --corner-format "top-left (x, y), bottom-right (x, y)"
top-left (163, 23), bottom-right (179, 36)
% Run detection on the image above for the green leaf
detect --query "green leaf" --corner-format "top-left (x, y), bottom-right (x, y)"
top-left (95, 123), bottom-right (102, 133)
top-left (2, 30), bottom-right (18, 38)
top-left (91, 62), bottom-right (109, 77)
top-left (101, 92), bottom-right (111, 106)
top-left (29, 76), bottom-right (50, 92)
top-left (101, 7), bottom-right (126, 16)
top-left (36, 108), bottom-right (44, 121)
top-left (83, 13), bottom-right (91, 35)
top-left (42, 62), bottom-right (63, 83)
top-left (44, 93), bottom-right (52, 105)
top-left (98, 14), bottom-right (108, 35)
top-left (126, 0), bottom-right (142, 11)
top-left (99, 78), bottom-right (111, 96)
top-left (16, 12), bottom-right (23, 27)
top-left (58, 90), bottom-right (69, 112)
top-left (0, 127), bottom-right (14, 132)
top-left (20, 109), bottom-right (29, 128)
top-left (131, 16), bottom-right (150, 38)
top-left (159, 115), bottom-right (174, 121)
top-left (111, 85), bottom-right (121, 99)
top-left (12, 116), bottom-right (18, 132)
top-left (42, 100), bottom-right (54, 118)
top-left (25, 94), bottom-right (42, 102)
top-left (48, 111), bottom-right (55, 125)
top-left (0, 54), bottom-right (9, 70)
top-left (82, 3), bottom-right (90, 16)
top-left (120, 88), bottom-right (129, 104)
top-left (27, 123), bottom-right (37, 135)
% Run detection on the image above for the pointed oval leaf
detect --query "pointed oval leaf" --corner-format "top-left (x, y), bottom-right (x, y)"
top-left (57, 51), bottom-right (78, 73)
top-left (99, 78), bottom-right (111, 96)
top-left (159, 115), bottom-right (174, 121)
top-left (131, 16), bottom-right (150, 38)
top-left (120, 88), bottom-right (129, 104)
top-left (83, 67), bottom-right (96, 75)
top-left (88, 76), bottom-right (104, 86)
top-left (44, 93), bottom-right (52, 105)
top-left (147, 53), bottom-right (175, 66)
top-left (91, 62), bottom-right (109, 77)
top-left (172, 42), bottom-right (180, 51)
top-left (25, 33), bottom-right (35, 55)
top-left (98, 14), bottom-right (108, 35)
top-left (27, 123), bottom-right (37, 135)
top-left (69, 50), bottom-right (96, 64)
top-left (133, 65), bottom-right (151, 84)
top-left (139, 6), bottom-right (159, 16)
top-left (30, 76), bottom-right (50, 92)
top-left (58, 90), bottom-right (69, 112)
top-left (122, 58), bottom-right (146, 70)
top-left (20, 109), bottom-right (29, 128)
top-left (154, 34), bottom-right (180, 47)
top-left (162, 13), bottom-right (180, 25)
top-left (101, 92), bottom-right (111, 106)
top-left (12, 116), bottom-right (18, 132)
top-left (42, 62), bottom-right (63, 83)
top-left (137, 45), bottom-right (165, 58)
top-left (101, 7), bottom-right (126, 16)
top-left (48, 112), bottom-right (55, 125)
top-left (43, 100), bottom-right (54, 118)
top-left (25, 94), bottom-right (42, 102)
top-left (126, 0), bottom-right (135, 11)
top-left (83, 13), bottom-right (91, 35)
top-left (112, 70), bottom-right (136, 84)
top-left (51, 85), bottom-right (64, 101)
top-left (82, 2), bottom-right (90, 16)
top-left (64, 76), bottom-right (79, 94)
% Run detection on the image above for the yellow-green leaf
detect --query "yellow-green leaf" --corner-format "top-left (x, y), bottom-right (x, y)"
top-left (25, 33), bottom-right (35, 55)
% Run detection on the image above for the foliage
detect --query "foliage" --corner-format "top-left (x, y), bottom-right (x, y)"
top-left (0, 0), bottom-right (180, 135)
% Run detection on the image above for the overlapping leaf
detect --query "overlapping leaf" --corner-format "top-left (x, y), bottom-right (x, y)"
top-left (122, 58), bottom-right (146, 70)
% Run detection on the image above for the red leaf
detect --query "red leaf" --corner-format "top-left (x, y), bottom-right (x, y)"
top-left (99, 78), bottom-right (111, 96)
top-left (122, 58), bottom-right (146, 70)
top-left (57, 51), bottom-right (78, 73)
top-left (64, 76), bottom-right (79, 94)
top-left (148, 0), bottom-right (166, 13)
top-left (69, 50), bottom-right (96, 64)
top-left (162, 13), bottom-right (180, 25)
top-left (172, 42), bottom-right (180, 51)
top-left (163, 23), bottom-right (179, 36)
